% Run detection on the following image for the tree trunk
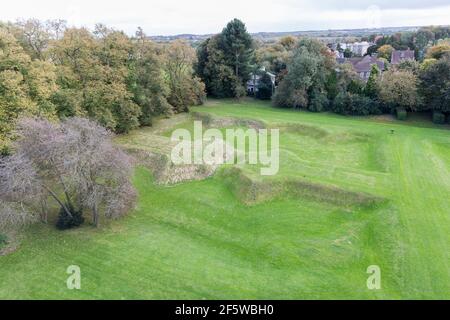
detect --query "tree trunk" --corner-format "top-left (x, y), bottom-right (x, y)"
top-left (58, 176), bottom-right (73, 209)
top-left (235, 52), bottom-right (239, 77)
top-left (93, 202), bottom-right (99, 228)
top-left (40, 198), bottom-right (48, 224)
top-left (254, 72), bottom-right (257, 98)
top-left (43, 185), bottom-right (73, 218)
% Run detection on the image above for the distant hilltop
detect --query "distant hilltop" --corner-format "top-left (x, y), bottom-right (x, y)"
top-left (148, 26), bottom-right (427, 43)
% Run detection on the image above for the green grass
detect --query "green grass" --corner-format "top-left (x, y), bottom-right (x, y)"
top-left (0, 98), bottom-right (449, 299)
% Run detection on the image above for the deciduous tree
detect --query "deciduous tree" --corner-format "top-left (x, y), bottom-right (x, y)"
top-left (426, 44), bottom-right (450, 60)
top-left (0, 117), bottom-right (137, 229)
top-left (419, 55), bottom-right (450, 112)
top-left (196, 36), bottom-right (237, 98)
top-left (51, 27), bottom-right (141, 133)
top-left (273, 38), bottom-right (333, 110)
top-left (164, 40), bottom-right (205, 112)
top-left (129, 29), bottom-right (172, 125)
top-left (377, 44), bottom-right (395, 61)
top-left (378, 70), bottom-right (421, 111)
top-left (0, 29), bottom-right (57, 154)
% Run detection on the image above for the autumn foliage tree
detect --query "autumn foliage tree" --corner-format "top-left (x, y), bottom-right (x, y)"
top-left (164, 40), bottom-right (205, 113)
top-left (426, 44), bottom-right (450, 60)
top-left (0, 28), bottom-right (58, 154)
top-left (377, 44), bottom-right (395, 61)
top-left (1, 18), bottom-right (207, 153)
top-left (255, 36), bottom-right (296, 84)
top-left (378, 70), bottom-right (421, 111)
top-left (50, 26), bottom-right (141, 134)
top-left (129, 28), bottom-right (173, 125)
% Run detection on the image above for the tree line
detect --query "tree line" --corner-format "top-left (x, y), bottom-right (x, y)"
top-left (3, 19), bottom-right (448, 157)
top-left (366, 26), bottom-right (450, 61)
top-left (0, 19), bottom-right (206, 155)
top-left (195, 21), bottom-right (450, 121)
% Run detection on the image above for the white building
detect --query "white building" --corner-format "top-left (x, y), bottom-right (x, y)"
top-left (340, 41), bottom-right (372, 57)
top-left (247, 67), bottom-right (276, 94)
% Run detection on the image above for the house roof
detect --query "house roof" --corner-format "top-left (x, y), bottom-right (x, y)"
top-left (391, 49), bottom-right (415, 64)
top-left (347, 55), bottom-right (385, 73)
top-left (247, 70), bottom-right (276, 86)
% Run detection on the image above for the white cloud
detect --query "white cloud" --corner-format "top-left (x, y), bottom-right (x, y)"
top-left (1, 0), bottom-right (449, 35)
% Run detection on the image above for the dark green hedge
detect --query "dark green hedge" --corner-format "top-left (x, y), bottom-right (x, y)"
top-left (432, 111), bottom-right (446, 124)
top-left (396, 108), bottom-right (407, 121)
top-left (332, 92), bottom-right (380, 116)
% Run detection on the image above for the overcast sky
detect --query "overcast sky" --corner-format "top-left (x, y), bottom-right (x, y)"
top-left (2, 0), bottom-right (450, 35)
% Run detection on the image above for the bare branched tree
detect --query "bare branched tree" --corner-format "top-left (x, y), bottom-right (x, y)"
top-left (15, 18), bottom-right (50, 60)
top-left (0, 117), bottom-right (136, 229)
top-left (0, 201), bottom-right (37, 232)
top-left (0, 152), bottom-right (41, 230)
top-left (60, 118), bottom-right (136, 227)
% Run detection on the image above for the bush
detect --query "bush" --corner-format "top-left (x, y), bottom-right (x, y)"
top-left (272, 80), bottom-right (293, 108)
top-left (56, 204), bottom-right (85, 230)
top-left (332, 92), bottom-right (380, 116)
top-left (256, 73), bottom-right (274, 100)
top-left (0, 233), bottom-right (7, 248)
top-left (396, 108), bottom-right (407, 120)
top-left (348, 79), bottom-right (365, 95)
top-left (0, 144), bottom-right (11, 156)
top-left (233, 83), bottom-right (247, 100)
top-left (256, 87), bottom-right (272, 100)
top-left (432, 111), bottom-right (446, 124)
top-left (308, 90), bottom-right (329, 112)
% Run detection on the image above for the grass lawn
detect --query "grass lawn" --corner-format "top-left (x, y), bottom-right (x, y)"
top-left (0, 98), bottom-right (449, 299)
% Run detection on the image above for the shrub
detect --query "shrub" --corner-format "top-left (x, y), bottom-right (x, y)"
top-left (396, 108), bottom-right (407, 120)
top-left (432, 111), bottom-right (446, 124)
top-left (348, 80), bottom-right (364, 95)
top-left (308, 90), bottom-right (329, 112)
top-left (256, 73), bottom-right (274, 100)
top-left (332, 92), bottom-right (380, 116)
top-left (233, 83), bottom-right (247, 99)
top-left (56, 204), bottom-right (85, 230)
top-left (0, 144), bottom-right (11, 156)
top-left (0, 233), bottom-right (7, 248)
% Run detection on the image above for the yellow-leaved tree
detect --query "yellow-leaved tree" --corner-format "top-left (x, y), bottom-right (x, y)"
top-left (0, 28), bottom-right (58, 154)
